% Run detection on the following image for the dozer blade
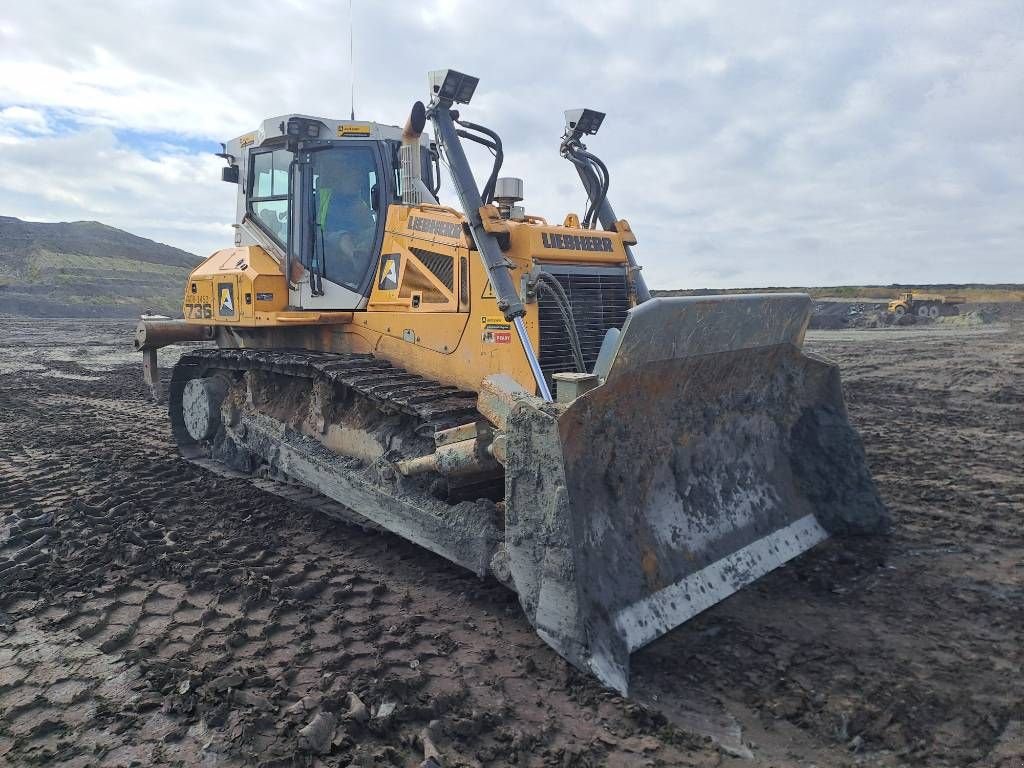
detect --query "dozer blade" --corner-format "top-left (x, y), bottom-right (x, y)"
top-left (503, 294), bottom-right (888, 694)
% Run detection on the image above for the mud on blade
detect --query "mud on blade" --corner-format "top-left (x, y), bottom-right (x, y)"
top-left (504, 294), bottom-right (888, 694)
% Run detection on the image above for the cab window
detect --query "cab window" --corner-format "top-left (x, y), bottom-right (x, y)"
top-left (249, 149), bottom-right (290, 244)
top-left (311, 146), bottom-right (383, 291)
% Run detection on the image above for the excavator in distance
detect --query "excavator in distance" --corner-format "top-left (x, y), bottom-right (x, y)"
top-left (136, 69), bottom-right (888, 695)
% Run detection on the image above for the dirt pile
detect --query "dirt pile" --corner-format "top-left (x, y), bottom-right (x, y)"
top-left (810, 300), bottom-right (1011, 330)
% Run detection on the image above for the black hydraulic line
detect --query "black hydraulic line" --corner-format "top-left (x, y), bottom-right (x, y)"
top-left (568, 151), bottom-right (599, 228)
top-left (535, 272), bottom-right (586, 373)
top-left (454, 127), bottom-right (506, 209)
top-left (429, 147), bottom-right (442, 197)
top-left (576, 149), bottom-right (610, 229)
top-left (582, 160), bottom-right (605, 229)
top-left (455, 129), bottom-right (498, 152)
top-left (561, 139), bottom-right (651, 302)
top-left (454, 119), bottom-right (503, 204)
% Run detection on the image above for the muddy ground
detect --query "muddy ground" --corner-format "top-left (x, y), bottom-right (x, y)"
top-left (0, 315), bottom-right (1021, 767)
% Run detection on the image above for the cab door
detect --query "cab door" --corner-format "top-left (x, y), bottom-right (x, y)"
top-left (289, 141), bottom-right (393, 311)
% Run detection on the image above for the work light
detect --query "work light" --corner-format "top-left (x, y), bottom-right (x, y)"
top-left (564, 108), bottom-right (606, 136)
top-left (429, 70), bottom-right (479, 105)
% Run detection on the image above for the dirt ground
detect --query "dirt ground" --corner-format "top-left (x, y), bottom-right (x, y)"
top-left (0, 315), bottom-right (1022, 767)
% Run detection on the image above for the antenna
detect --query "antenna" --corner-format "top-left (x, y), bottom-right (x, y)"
top-left (349, 0), bottom-right (355, 120)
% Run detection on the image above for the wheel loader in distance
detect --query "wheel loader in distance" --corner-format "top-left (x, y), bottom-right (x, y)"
top-left (137, 69), bottom-right (888, 695)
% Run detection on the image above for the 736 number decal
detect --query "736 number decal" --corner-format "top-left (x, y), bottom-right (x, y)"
top-left (185, 302), bottom-right (212, 319)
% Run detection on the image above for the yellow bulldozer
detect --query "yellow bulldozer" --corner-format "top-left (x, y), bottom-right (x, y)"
top-left (136, 70), bottom-right (888, 694)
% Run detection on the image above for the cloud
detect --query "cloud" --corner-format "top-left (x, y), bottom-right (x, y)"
top-left (0, 126), bottom-right (229, 255)
top-left (0, 0), bottom-right (1021, 286)
top-left (0, 106), bottom-right (52, 139)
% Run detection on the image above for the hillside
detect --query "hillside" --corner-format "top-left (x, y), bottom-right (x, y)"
top-left (0, 216), bottom-right (200, 318)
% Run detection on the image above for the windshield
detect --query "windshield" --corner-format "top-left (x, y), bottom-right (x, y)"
top-left (311, 146), bottom-right (382, 291)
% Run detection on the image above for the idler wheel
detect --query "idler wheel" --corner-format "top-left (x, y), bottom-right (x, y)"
top-left (182, 376), bottom-right (228, 442)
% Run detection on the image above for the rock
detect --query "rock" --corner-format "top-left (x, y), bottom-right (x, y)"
top-left (162, 727), bottom-right (186, 743)
top-left (209, 672), bottom-right (245, 692)
top-left (297, 710), bottom-right (337, 755)
top-left (285, 693), bottom-right (321, 717)
top-left (597, 731), bottom-right (620, 747)
top-left (375, 700), bottom-right (397, 720)
top-left (418, 718), bottom-right (444, 767)
top-left (235, 689), bottom-right (275, 711)
top-left (344, 691), bottom-right (369, 723)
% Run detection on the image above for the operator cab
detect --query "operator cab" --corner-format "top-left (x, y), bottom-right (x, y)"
top-left (220, 115), bottom-right (439, 311)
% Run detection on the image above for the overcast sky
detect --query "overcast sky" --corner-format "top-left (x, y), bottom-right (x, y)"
top-left (0, 1), bottom-right (1021, 288)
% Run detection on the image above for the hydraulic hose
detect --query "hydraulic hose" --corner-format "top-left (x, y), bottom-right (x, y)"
top-left (560, 138), bottom-right (651, 303)
top-left (535, 272), bottom-right (586, 374)
top-left (454, 119), bottom-right (504, 205)
top-left (577, 149), bottom-right (610, 229)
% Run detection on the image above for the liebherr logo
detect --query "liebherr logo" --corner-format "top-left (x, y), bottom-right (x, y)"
top-left (541, 232), bottom-right (614, 252)
top-left (408, 216), bottom-right (461, 239)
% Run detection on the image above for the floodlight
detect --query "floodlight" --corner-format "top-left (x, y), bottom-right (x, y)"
top-left (429, 69), bottom-right (480, 105)
top-left (285, 117), bottom-right (321, 139)
top-left (564, 108), bottom-right (606, 136)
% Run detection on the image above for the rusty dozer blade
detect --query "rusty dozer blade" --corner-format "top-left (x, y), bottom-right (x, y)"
top-left (502, 294), bottom-right (888, 694)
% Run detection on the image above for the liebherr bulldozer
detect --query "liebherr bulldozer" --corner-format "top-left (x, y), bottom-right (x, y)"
top-left (138, 70), bottom-right (888, 695)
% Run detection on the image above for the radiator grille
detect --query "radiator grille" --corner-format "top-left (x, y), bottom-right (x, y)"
top-left (537, 267), bottom-right (630, 389)
top-left (409, 247), bottom-right (454, 290)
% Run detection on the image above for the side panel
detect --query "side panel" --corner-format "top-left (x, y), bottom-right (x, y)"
top-left (225, 245), bottom-right (542, 395)
top-left (183, 246), bottom-right (288, 326)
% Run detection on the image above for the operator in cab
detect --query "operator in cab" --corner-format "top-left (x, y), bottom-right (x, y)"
top-left (314, 150), bottom-right (378, 289)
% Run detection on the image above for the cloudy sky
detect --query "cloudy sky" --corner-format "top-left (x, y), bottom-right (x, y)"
top-left (0, 1), bottom-right (1021, 288)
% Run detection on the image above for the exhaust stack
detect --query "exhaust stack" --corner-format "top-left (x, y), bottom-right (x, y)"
top-left (401, 101), bottom-right (435, 205)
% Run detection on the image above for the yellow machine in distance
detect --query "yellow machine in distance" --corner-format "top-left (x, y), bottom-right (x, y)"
top-left (887, 290), bottom-right (965, 319)
top-left (146, 70), bottom-right (888, 695)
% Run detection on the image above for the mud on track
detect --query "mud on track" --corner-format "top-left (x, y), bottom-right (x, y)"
top-left (0, 317), bottom-right (1022, 767)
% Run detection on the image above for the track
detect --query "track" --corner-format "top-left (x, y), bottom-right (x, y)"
top-left (0, 318), bottom-right (1022, 766)
top-left (171, 348), bottom-right (481, 429)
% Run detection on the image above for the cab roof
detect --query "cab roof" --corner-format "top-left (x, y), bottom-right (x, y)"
top-left (222, 115), bottom-right (416, 162)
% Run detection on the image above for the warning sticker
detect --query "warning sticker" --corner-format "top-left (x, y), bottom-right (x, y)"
top-left (480, 315), bottom-right (510, 330)
top-left (338, 124), bottom-right (372, 136)
top-left (482, 330), bottom-right (512, 344)
top-left (480, 280), bottom-right (495, 299)
top-left (481, 313), bottom-right (511, 344)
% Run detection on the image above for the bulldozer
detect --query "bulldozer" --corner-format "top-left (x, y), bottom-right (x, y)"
top-left (137, 70), bottom-right (888, 695)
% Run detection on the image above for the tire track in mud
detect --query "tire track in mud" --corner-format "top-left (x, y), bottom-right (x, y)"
top-left (1, 362), bottom-right (718, 767)
top-left (1, 323), bottom-right (1022, 767)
